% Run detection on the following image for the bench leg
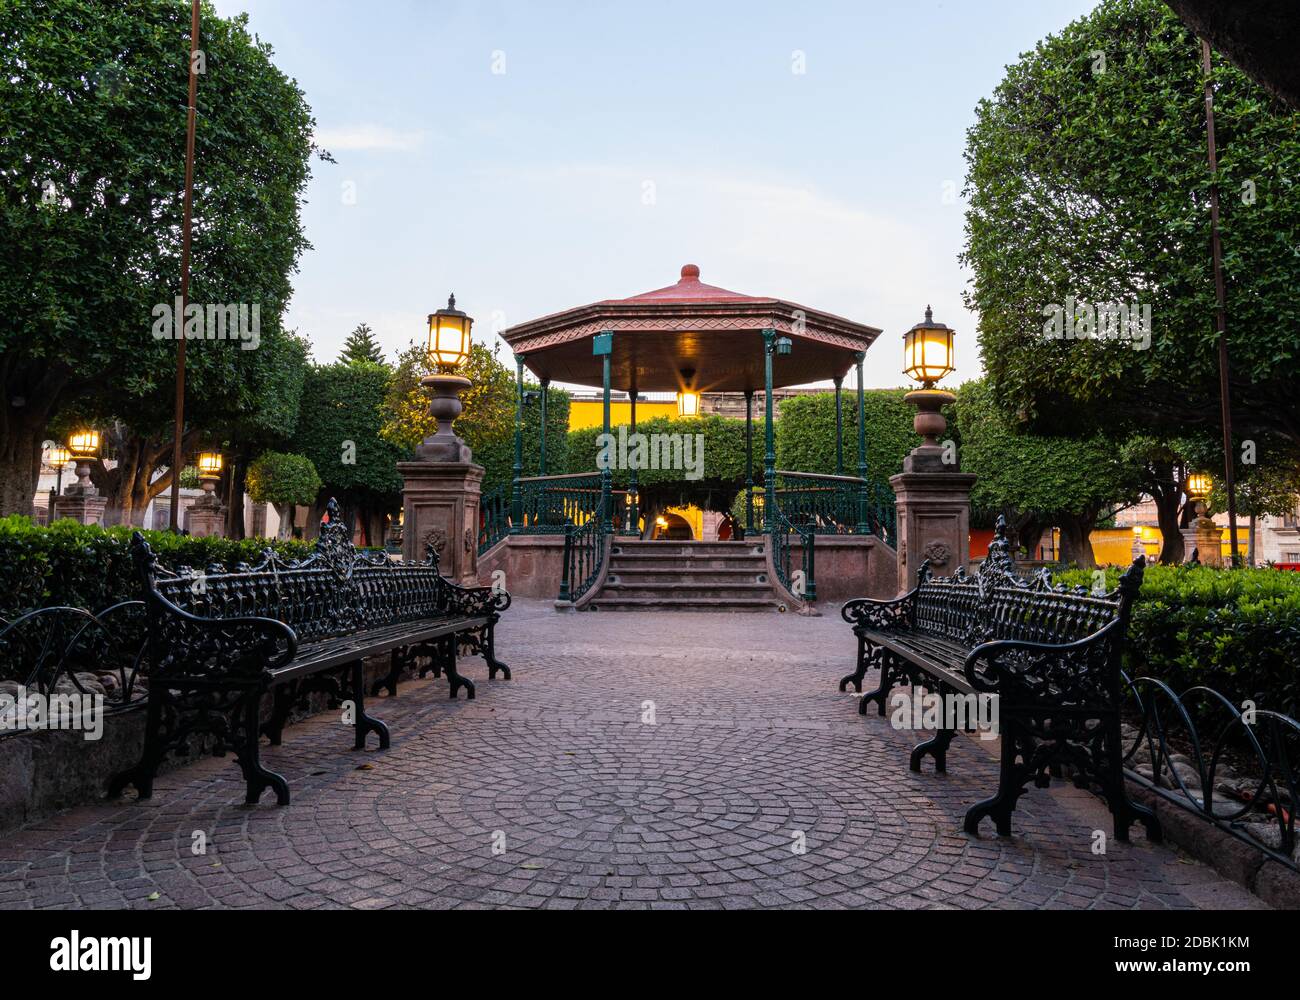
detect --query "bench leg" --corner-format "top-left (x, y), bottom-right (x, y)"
top-left (964, 724), bottom-right (1029, 837)
top-left (371, 648), bottom-right (405, 699)
top-left (859, 649), bottom-right (894, 717)
top-left (442, 638), bottom-right (476, 700)
top-left (350, 660), bottom-right (391, 751)
top-left (108, 690), bottom-right (166, 800)
top-left (483, 624), bottom-right (511, 681)
top-left (910, 726), bottom-right (956, 774)
top-left (1101, 723), bottom-right (1161, 844)
top-left (260, 685), bottom-right (293, 746)
top-left (236, 692), bottom-right (290, 806)
top-left (839, 633), bottom-right (868, 694)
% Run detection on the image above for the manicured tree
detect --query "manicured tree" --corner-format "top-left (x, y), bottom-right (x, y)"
top-left (246, 451), bottom-right (322, 539)
top-left (956, 380), bottom-right (1143, 567)
top-left (963, 0), bottom-right (1300, 452)
top-left (0, 0), bottom-right (320, 515)
top-left (293, 361), bottom-right (406, 544)
top-left (340, 323), bottom-right (384, 365)
top-left (382, 342), bottom-right (570, 494)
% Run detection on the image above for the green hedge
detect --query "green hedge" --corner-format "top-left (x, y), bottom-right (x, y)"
top-left (0, 517), bottom-right (314, 620)
top-left (1054, 564), bottom-right (1300, 716)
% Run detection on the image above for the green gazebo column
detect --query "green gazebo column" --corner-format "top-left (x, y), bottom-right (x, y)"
top-left (511, 354), bottom-right (525, 531)
top-left (762, 330), bottom-right (777, 534)
top-left (855, 351), bottom-right (869, 534)
top-left (539, 378), bottom-right (550, 476)
top-left (594, 331), bottom-right (614, 533)
top-left (744, 389), bottom-right (755, 536)
top-left (833, 375), bottom-right (844, 476)
top-left (628, 381), bottom-right (639, 535)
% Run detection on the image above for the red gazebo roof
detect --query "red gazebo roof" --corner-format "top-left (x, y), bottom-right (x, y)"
top-left (502, 264), bottom-right (882, 393)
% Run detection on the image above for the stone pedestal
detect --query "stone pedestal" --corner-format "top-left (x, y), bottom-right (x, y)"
top-left (1192, 516), bottom-right (1223, 567)
top-left (52, 461), bottom-right (107, 526)
top-left (186, 492), bottom-right (226, 538)
top-left (399, 461), bottom-right (484, 586)
top-left (890, 387), bottom-right (976, 594)
top-left (1179, 526), bottom-right (1199, 564)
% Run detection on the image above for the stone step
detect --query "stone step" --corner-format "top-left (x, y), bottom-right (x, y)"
top-left (607, 568), bottom-right (768, 586)
top-left (587, 595), bottom-right (784, 612)
top-left (600, 582), bottom-right (774, 600)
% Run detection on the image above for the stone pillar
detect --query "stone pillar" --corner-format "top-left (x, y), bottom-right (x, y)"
top-left (399, 370), bottom-right (484, 586)
top-left (1192, 514), bottom-right (1223, 567)
top-left (399, 462), bottom-right (484, 586)
top-left (890, 389), bottom-right (975, 593)
top-left (52, 460), bottom-right (107, 526)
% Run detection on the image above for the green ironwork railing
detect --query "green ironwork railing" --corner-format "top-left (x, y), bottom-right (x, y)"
top-left (517, 472), bottom-right (602, 534)
top-left (558, 515), bottom-right (607, 604)
top-left (773, 471), bottom-right (896, 545)
top-left (769, 505), bottom-right (816, 604)
top-left (478, 484), bottom-right (510, 555)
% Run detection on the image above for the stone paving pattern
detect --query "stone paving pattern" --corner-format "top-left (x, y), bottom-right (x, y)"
top-left (0, 602), bottom-right (1266, 909)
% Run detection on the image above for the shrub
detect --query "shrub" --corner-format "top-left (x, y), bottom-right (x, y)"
top-left (1054, 564), bottom-right (1300, 715)
top-left (0, 516), bottom-right (314, 619)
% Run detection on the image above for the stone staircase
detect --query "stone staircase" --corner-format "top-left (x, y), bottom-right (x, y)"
top-left (588, 540), bottom-right (784, 612)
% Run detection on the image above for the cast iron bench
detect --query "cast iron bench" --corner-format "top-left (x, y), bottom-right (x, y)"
top-left (839, 517), bottom-right (1160, 842)
top-left (109, 500), bottom-right (511, 806)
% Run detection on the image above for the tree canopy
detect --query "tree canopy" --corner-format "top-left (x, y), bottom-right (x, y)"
top-left (963, 0), bottom-right (1300, 457)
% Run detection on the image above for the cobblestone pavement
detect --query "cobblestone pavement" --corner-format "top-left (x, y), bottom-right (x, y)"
top-left (0, 601), bottom-right (1266, 910)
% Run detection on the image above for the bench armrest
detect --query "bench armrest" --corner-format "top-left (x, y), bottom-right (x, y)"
top-left (962, 621), bottom-right (1121, 698)
top-left (441, 580), bottom-right (512, 617)
top-left (841, 595), bottom-right (912, 630)
top-left (147, 595), bottom-right (298, 679)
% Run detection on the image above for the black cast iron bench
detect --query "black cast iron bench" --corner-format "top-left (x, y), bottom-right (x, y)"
top-left (109, 500), bottom-right (511, 806)
top-left (839, 517), bottom-right (1159, 842)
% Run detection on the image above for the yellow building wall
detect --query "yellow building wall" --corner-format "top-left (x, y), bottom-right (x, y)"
top-left (568, 400), bottom-right (679, 431)
top-left (1067, 526), bottom-right (1248, 565)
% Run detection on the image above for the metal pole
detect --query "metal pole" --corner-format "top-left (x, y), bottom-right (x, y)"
top-left (539, 378), bottom-right (549, 476)
top-left (763, 331), bottom-right (777, 534)
top-left (601, 341), bottom-right (612, 534)
top-left (833, 375), bottom-right (844, 475)
top-left (169, 0), bottom-right (201, 532)
top-left (855, 352), bottom-right (868, 534)
top-left (628, 381), bottom-right (639, 534)
top-left (744, 389), bottom-right (755, 536)
top-left (1202, 39), bottom-right (1240, 566)
top-left (511, 354), bottom-right (524, 530)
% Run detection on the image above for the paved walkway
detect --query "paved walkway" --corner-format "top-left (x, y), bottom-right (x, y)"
top-left (0, 602), bottom-right (1264, 909)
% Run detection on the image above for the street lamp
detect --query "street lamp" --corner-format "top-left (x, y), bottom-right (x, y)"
top-left (676, 369), bottom-right (701, 418)
top-left (1185, 471), bottom-right (1213, 504)
top-left (197, 451), bottom-right (223, 488)
top-left (65, 429), bottom-right (101, 496)
top-left (902, 307), bottom-right (957, 467)
top-left (416, 294), bottom-right (475, 463)
top-left (45, 445), bottom-right (71, 495)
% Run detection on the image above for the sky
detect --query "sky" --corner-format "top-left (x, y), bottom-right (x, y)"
top-left (211, 0), bottom-right (1098, 390)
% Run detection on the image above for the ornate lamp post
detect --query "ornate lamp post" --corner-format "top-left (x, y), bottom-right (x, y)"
top-left (53, 429), bottom-right (107, 525)
top-left (416, 295), bottom-right (475, 463)
top-left (676, 369), bottom-right (701, 418)
top-left (902, 306), bottom-right (957, 468)
top-left (398, 294), bottom-right (485, 583)
top-left (186, 449), bottom-right (227, 537)
top-left (46, 445), bottom-right (71, 496)
top-left (1185, 470), bottom-right (1223, 566)
top-left (890, 305), bottom-right (974, 590)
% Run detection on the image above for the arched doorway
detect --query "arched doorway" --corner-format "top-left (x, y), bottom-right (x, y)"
top-left (651, 511), bottom-right (694, 540)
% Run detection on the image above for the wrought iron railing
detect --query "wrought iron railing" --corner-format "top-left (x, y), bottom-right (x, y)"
top-left (768, 505), bottom-right (816, 604)
top-left (478, 484), bottom-right (509, 555)
top-left (1123, 673), bottom-right (1299, 871)
top-left (773, 471), bottom-right (896, 544)
top-left (517, 472), bottom-right (602, 534)
top-left (559, 515), bottom-right (607, 604)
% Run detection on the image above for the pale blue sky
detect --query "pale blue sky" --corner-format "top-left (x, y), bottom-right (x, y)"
top-left (212, 0), bottom-right (1096, 389)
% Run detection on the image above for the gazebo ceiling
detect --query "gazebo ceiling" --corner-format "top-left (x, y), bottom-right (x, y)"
top-left (501, 265), bottom-right (883, 393)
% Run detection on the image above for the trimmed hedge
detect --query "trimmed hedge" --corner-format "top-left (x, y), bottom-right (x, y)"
top-left (1054, 564), bottom-right (1300, 716)
top-left (0, 517), bottom-right (314, 620)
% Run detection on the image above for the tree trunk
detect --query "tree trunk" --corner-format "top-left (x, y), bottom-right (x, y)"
top-left (1248, 513), bottom-right (1256, 567)
top-left (0, 424), bottom-right (43, 517)
top-left (1154, 487), bottom-right (1184, 564)
top-left (1057, 516), bottom-right (1097, 568)
top-left (225, 456), bottom-right (247, 540)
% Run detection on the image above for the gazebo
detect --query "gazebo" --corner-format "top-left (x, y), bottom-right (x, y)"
top-left (495, 264), bottom-right (890, 609)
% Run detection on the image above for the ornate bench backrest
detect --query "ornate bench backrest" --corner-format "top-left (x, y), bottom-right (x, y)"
top-left (133, 500), bottom-right (448, 644)
top-left (912, 516), bottom-right (1143, 650)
